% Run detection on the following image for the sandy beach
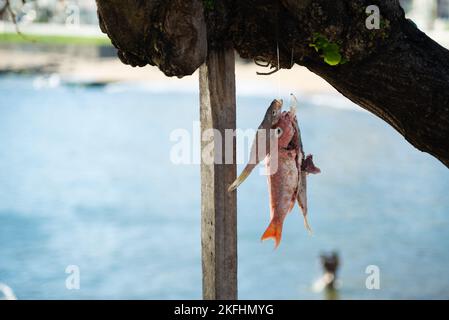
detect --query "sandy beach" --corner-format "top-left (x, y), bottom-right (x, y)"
top-left (0, 47), bottom-right (337, 96)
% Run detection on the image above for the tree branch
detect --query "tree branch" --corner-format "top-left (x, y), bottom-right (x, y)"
top-left (95, 0), bottom-right (449, 167)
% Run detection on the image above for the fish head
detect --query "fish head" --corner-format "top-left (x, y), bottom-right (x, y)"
top-left (267, 99), bottom-right (283, 126)
top-left (272, 111), bottom-right (295, 149)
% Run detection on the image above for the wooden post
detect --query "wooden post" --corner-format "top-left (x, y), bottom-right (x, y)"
top-left (199, 48), bottom-right (237, 300)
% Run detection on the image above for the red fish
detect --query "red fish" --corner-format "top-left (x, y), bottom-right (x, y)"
top-left (261, 108), bottom-right (298, 248)
top-left (262, 101), bottom-right (320, 247)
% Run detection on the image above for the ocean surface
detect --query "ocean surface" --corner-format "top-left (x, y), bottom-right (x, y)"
top-left (0, 75), bottom-right (448, 299)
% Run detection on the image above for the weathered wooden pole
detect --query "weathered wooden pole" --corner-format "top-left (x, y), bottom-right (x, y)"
top-left (199, 47), bottom-right (237, 300)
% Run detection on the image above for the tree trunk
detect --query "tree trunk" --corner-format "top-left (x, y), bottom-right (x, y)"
top-left (199, 48), bottom-right (237, 299)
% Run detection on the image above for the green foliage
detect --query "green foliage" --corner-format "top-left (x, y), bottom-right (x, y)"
top-left (309, 33), bottom-right (347, 66)
top-left (203, 0), bottom-right (214, 10)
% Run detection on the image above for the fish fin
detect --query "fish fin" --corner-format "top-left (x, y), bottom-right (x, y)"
top-left (227, 165), bottom-right (254, 192)
top-left (303, 215), bottom-right (313, 235)
top-left (287, 198), bottom-right (296, 214)
top-left (261, 220), bottom-right (283, 248)
top-left (298, 202), bottom-right (312, 234)
top-left (297, 178), bottom-right (307, 215)
top-left (303, 154), bottom-right (321, 174)
top-left (297, 189), bottom-right (312, 234)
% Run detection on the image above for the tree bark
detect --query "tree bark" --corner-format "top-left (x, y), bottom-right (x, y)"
top-left (96, 0), bottom-right (449, 167)
top-left (304, 20), bottom-right (449, 168)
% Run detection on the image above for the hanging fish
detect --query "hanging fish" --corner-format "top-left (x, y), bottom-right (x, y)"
top-left (262, 97), bottom-right (320, 247)
top-left (261, 106), bottom-right (299, 248)
top-left (290, 95), bottom-right (320, 232)
top-left (228, 99), bottom-right (283, 192)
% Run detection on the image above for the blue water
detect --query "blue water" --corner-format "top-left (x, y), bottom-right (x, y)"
top-left (0, 75), bottom-right (448, 299)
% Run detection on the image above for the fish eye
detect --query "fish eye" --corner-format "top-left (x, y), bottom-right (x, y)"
top-left (275, 127), bottom-right (283, 137)
top-left (272, 110), bottom-right (277, 116)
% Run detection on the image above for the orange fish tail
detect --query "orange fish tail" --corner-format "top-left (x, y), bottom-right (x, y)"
top-left (261, 220), bottom-right (283, 248)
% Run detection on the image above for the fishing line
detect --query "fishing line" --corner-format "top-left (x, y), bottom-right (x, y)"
top-left (277, 41), bottom-right (281, 99)
top-left (255, 4), bottom-right (296, 102)
top-left (289, 45), bottom-right (295, 108)
top-left (276, 1), bottom-right (281, 100)
top-left (290, 43), bottom-right (295, 69)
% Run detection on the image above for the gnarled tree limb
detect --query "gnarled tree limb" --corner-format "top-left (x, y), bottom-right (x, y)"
top-left (96, 0), bottom-right (449, 167)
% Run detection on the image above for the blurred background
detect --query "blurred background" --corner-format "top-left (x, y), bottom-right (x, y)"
top-left (0, 0), bottom-right (449, 300)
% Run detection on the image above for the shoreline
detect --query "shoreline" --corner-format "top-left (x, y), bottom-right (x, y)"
top-left (0, 47), bottom-right (337, 95)
top-left (0, 44), bottom-right (362, 111)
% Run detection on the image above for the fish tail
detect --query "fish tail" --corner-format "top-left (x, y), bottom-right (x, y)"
top-left (303, 215), bottom-right (313, 235)
top-left (299, 205), bottom-right (313, 234)
top-left (261, 220), bottom-right (283, 248)
top-left (227, 165), bottom-right (253, 192)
